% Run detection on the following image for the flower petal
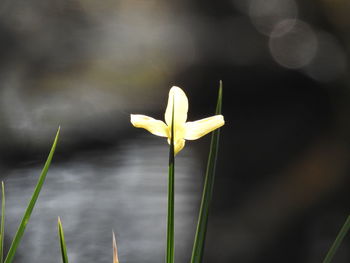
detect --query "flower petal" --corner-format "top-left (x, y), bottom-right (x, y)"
top-left (167, 138), bottom-right (186, 155)
top-left (130, 114), bottom-right (168, 137)
top-left (174, 139), bottom-right (185, 155)
top-left (164, 86), bottom-right (188, 127)
top-left (184, 115), bottom-right (225, 140)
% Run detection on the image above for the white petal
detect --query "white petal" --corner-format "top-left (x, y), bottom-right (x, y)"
top-left (175, 139), bottom-right (185, 155)
top-left (167, 138), bottom-right (186, 155)
top-left (184, 115), bottom-right (225, 140)
top-left (130, 114), bottom-right (168, 137)
top-left (164, 86), bottom-right (188, 127)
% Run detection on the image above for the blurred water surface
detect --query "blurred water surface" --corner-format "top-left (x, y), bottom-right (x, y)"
top-left (4, 135), bottom-right (202, 263)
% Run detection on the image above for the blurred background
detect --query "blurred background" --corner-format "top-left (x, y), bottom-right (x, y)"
top-left (0, 0), bottom-right (349, 262)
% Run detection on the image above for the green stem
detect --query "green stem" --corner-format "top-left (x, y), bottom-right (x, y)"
top-left (322, 215), bottom-right (350, 263)
top-left (166, 97), bottom-right (175, 263)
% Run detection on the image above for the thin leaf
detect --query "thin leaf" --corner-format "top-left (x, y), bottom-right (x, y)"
top-left (58, 217), bottom-right (69, 263)
top-left (322, 215), bottom-right (350, 263)
top-left (190, 81), bottom-right (223, 263)
top-left (112, 231), bottom-right (119, 263)
top-left (0, 181), bottom-right (5, 263)
top-left (166, 97), bottom-right (175, 263)
top-left (4, 127), bottom-right (60, 263)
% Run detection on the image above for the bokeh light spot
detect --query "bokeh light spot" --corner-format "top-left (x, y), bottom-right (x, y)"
top-left (269, 19), bottom-right (318, 69)
top-left (249, 0), bottom-right (298, 36)
top-left (303, 31), bottom-right (347, 82)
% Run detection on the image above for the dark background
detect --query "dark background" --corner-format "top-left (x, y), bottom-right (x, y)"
top-left (0, 0), bottom-right (349, 262)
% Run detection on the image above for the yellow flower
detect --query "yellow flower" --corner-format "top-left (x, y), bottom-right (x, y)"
top-left (130, 86), bottom-right (225, 154)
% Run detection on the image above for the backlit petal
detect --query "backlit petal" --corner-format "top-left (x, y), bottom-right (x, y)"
top-left (167, 138), bottom-right (186, 155)
top-left (167, 123), bottom-right (186, 143)
top-left (164, 86), bottom-right (188, 127)
top-left (184, 115), bottom-right (225, 140)
top-left (174, 139), bottom-right (185, 155)
top-left (130, 114), bottom-right (168, 137)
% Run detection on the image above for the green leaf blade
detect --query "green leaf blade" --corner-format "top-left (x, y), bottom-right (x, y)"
top-left (190, 82), bottom-right (223, 263)
top-left (58, 217), bottom-right (69, 263)
top-left (4, 127), bottom-right (60, 263)
top-left (322, 215), bottom-right (350, 263)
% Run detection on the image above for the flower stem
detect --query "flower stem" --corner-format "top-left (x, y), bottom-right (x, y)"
top-left (166, 97), bottom-right (175, 263)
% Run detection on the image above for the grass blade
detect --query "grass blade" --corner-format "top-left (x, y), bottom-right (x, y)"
top-left (112, 232), bottom-right (119, 263)
top-left (166, 98), bottom-right (175, 263)
top-left (322, 215), bottom-right (350, 263)
top-left (58, 217), bottom-right (69, 263)
top-left (0, 182), bottom-right (5, 263)
top-left (4, 127), bottom-right (60, 263)
top-left (190, 81), bottom-right (223, 263)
